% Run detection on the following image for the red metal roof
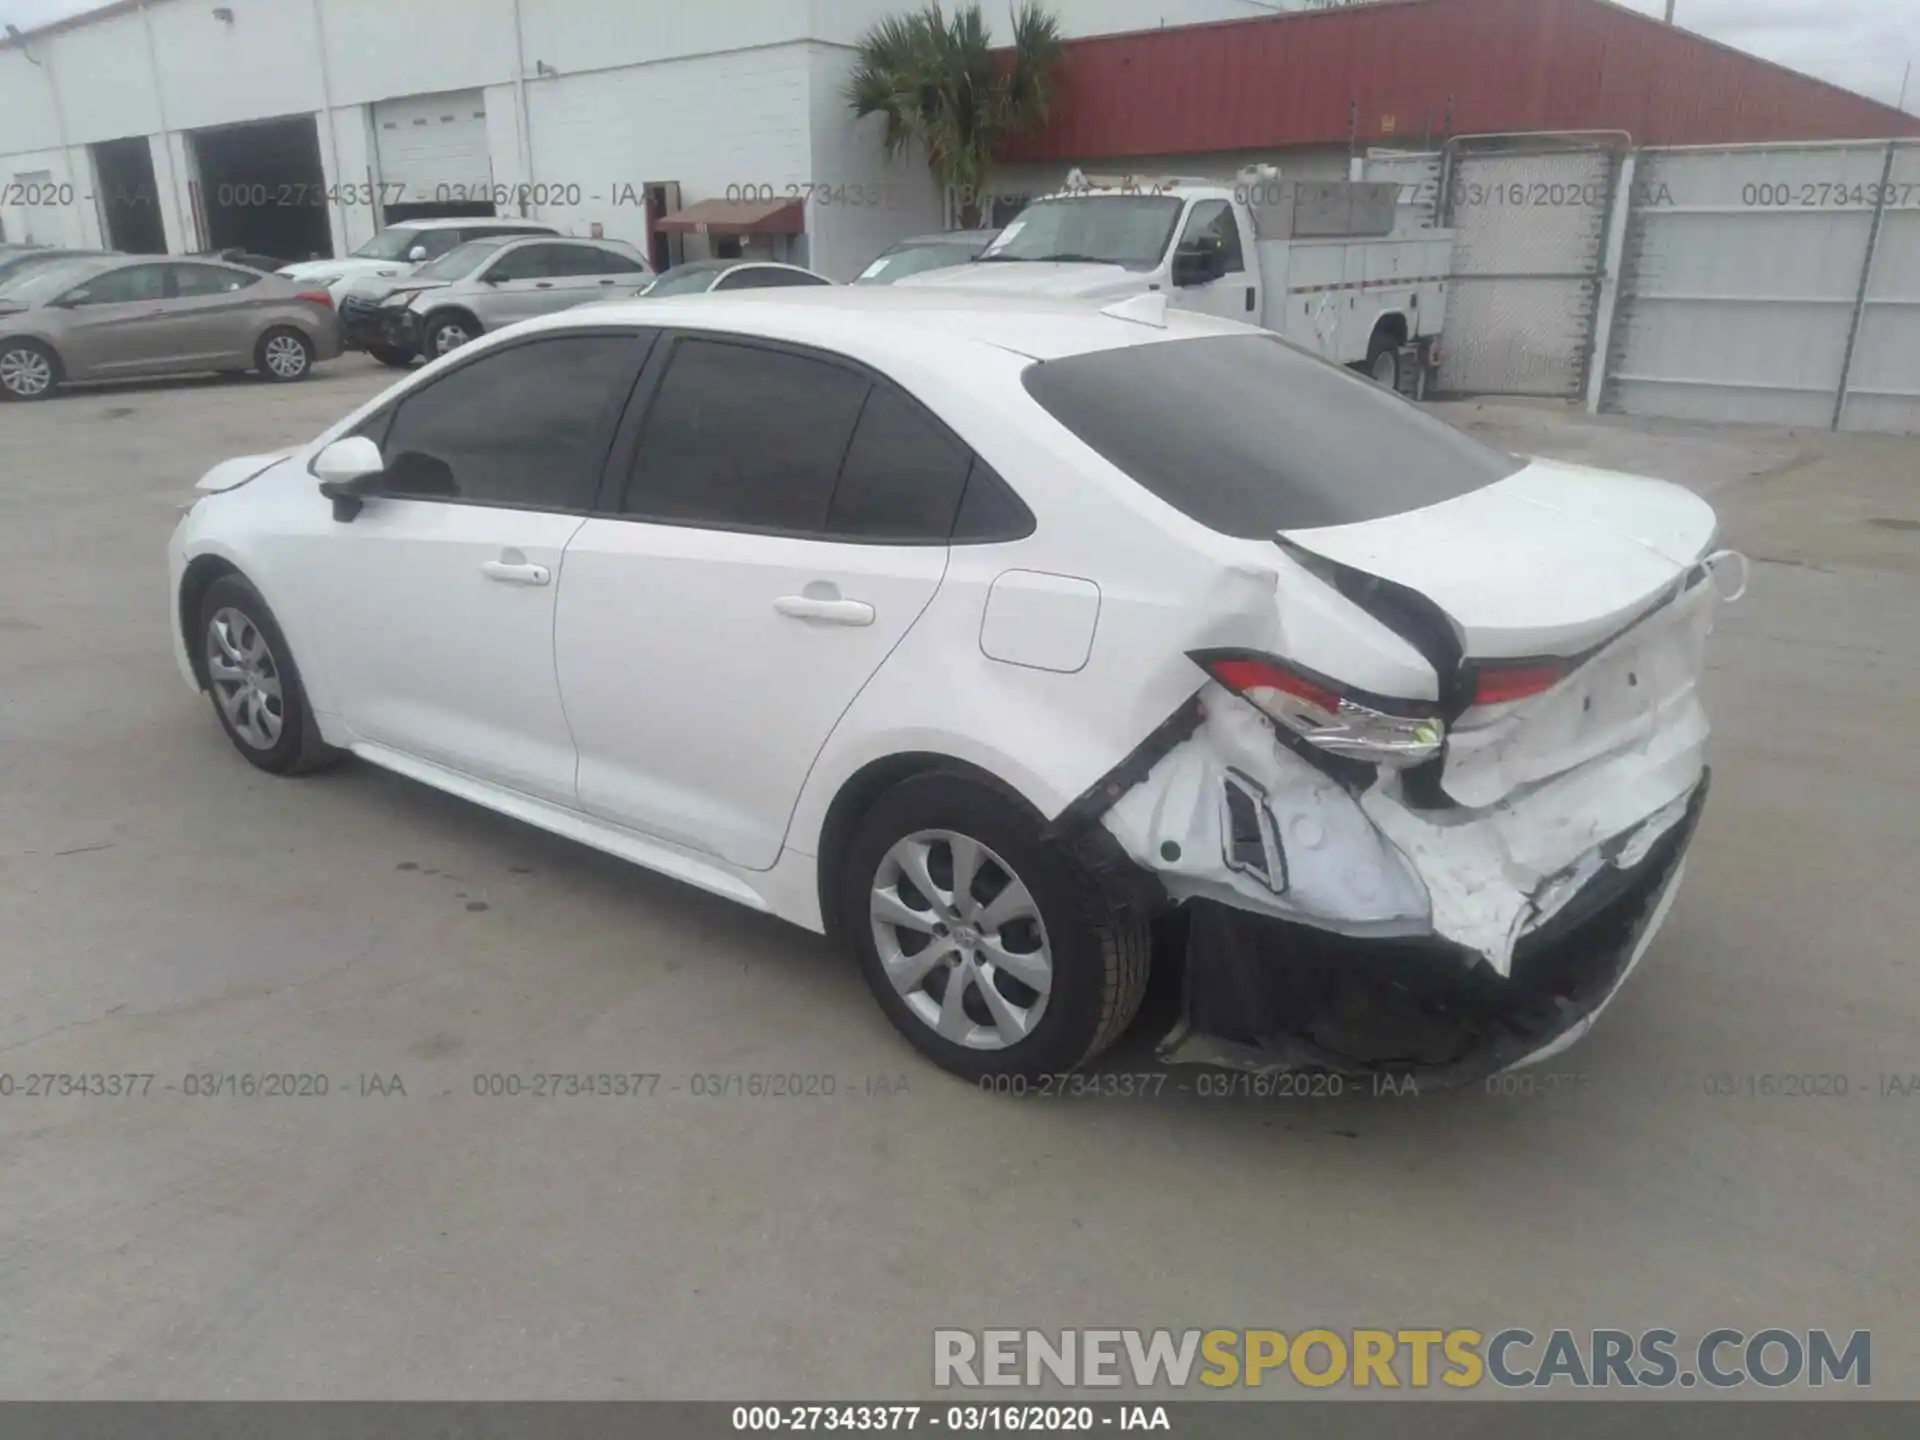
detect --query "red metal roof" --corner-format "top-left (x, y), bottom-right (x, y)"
top-left (999, 0), bottom-right (1920, 163)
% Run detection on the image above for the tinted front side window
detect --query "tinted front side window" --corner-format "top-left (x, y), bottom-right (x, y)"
top-left (623, 339), bottom-right (868, 530)
top-left (62, 264), bottom-right (167, 306)
top-left (379, 335), bottom-right (644, 509)
top-left (170, 264), bottom-right (259, 296)
top-left (1023, 335), bottom-right (1524, 535)
top-left (415, 238), bottom-right (510, 281)
top-left (560, 246), bottom-right (646, 276)
top-left (486, 244), bottom-right (569, 282)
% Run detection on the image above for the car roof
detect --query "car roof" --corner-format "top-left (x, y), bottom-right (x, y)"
top-left (526, 285), bottom-right (1249, 363)
top-left (392, 217), bottom-right (554, 231)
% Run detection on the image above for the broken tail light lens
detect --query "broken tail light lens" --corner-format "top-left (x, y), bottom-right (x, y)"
top-left (1190, 651), bottom-right (1444, 769)
top-left (1470, 662), bottom-right (1570, 707)
top-left (295, 290), bottom-right (335, 309)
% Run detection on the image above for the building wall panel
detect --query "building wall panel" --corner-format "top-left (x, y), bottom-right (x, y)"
top-left (147, 0), bottom-right (323, 133)
top-left (520, 46), bottom-right (814, 249)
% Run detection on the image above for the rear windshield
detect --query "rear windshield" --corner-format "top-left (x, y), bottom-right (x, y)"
top-left (1022, 334), bottom-right (1524, 534)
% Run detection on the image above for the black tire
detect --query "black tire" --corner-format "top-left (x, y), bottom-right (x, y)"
top-left (1365, 331), bottom-right (1402, 391)
top-left (420, 312), bottom-right (479, 359)
top-left (368, 344), bottom-right (414, 369)
top-left (254, 326), bottom-right (313, 383)
top-left (0, 338), bottom-right (60, 401)
top-left (840, 771), bottom-right (1151, 1082)
top-left (196, 574), bottom-right (339, 775)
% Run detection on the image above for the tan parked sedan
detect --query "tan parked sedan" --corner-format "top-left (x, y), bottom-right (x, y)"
top-left (0, 255), bottom-right (342, 401)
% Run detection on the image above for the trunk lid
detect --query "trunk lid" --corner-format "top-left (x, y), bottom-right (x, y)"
top-left (1277, 458), bottom-right (1717, 661)
top-left (1278, 459), bottom-right (1726, 808)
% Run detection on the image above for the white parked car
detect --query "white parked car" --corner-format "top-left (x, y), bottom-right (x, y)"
top-left (277, 217), bottom-right (559, 308)
top-left (167, 289), bottom-right (1742, 1085)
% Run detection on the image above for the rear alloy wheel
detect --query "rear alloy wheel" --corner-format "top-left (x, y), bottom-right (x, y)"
top-left (256, 327), bottom-right (313, 383)
top-left (423, 315), bottom-right (475, 358)
top-left (0, 340), bottom-right (59, 401)
top-left (842, 772), bottom-right (1151, 1081)
top-left (196, 574), bottom-right (338, 775)
top-left (368, 344), bottom-right (414, 369)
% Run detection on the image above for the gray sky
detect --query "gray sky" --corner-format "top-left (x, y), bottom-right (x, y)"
top-left (3, 0), bottom-right (1918, 112)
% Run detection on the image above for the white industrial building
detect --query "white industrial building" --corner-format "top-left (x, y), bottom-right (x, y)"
top-left (0, 0), bottom-right (1287, 280)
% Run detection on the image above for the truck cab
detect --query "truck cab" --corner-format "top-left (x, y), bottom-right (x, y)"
top-left (900, 166), bottom-right (1454, 393)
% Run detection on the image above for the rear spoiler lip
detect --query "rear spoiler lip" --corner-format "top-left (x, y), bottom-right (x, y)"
top-left (1278, 536), bottom-right (1722, 721)
top-left (1454, 562), bottom-right (1711, 700)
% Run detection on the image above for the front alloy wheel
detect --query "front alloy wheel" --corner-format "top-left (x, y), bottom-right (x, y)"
top-left (427, 318), bottom-right (472, 356)
top-left (870, 829), bottom-right (1053, 1050)
top-left (206, 606), bottom-right (285, 750)
top-left (0, 343), bottom-right (56, 400)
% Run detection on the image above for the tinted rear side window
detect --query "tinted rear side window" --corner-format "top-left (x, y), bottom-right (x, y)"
top-left (826, 386), bottom-right (971, 540)
top-left (1021, 334), bottom-right (1524, 535)
top-left (623, 338), bottom-right (869, 530)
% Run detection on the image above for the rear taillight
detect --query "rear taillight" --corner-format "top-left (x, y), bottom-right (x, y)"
top-left (296, 290), bottom-right (334, 309)
top-left (1470, 662), bottom-right (1569, 707)
top-left (1190, 650), bottom-right (1443, 769)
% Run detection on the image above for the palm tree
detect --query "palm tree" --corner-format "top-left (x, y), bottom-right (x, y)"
top-left (846, 1), bottom-right (1064, 227)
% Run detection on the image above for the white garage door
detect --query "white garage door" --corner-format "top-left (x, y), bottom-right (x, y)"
top-left (374, 90), bottom-right (491, 206)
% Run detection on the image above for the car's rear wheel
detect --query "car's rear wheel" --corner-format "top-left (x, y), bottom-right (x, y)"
top-left (0, 339), bottom-right (60, 401)
top-left (1367, 334), bottom-right (1401, 391)
top-left (197, 575), bottom-right (338, 775)
top-left (255, 327), bottom-right (313, 383)
top-left (841, 772), bottom-right (1151, 1082)
top-left (422, 313), bottom-right (477, 358)
top-left (368, 344), bottom-right (414, 368)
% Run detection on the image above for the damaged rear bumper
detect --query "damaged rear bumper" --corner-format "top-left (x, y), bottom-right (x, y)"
top-left (1157, 772), bottom-right (1708, 1088)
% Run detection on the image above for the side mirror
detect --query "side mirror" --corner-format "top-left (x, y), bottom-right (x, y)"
top-left (1171, 245), bottom-right (1227, 288)
top-left (313, 436), bottom-right (386, 522)
top-left (407, 245), bottom-right (429, 262)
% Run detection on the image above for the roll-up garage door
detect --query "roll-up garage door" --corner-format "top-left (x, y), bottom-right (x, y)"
top-left (373, 90), bottom-right (491, 207)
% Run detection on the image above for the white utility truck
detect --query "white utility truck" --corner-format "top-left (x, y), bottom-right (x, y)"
top-left (902, 165), bottom-right (1455, 393)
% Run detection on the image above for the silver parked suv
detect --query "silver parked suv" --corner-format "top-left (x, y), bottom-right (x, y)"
top-left (339, 235), bottom-right (651, 364)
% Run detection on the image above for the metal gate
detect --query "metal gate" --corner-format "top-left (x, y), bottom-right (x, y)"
top-left (1838, 142), bottom-right (1920, 434)
top-left (1439, 142), bottom-right (1621, 398)
top-left (1603, 142), bottom-right (1901, 430)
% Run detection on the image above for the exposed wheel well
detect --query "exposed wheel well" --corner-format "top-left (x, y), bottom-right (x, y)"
top-left (1368, 313), bottom-right (1409, 352)
top-left (258, 321), bottom-right (314, 345)
top-left (814, 753), bottom-right (1049, 941)
top-left (178, 554), bottom-right (242, 688)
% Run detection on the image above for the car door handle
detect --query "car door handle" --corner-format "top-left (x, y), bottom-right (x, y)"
top-left (774, 595), bottom-right (874, 626)
top-left (534, 282), bottom-right (553, 289)
top-left (481, 559), bottom-right (551, 586)
top-left (598, 279), bottom-right (618, 285)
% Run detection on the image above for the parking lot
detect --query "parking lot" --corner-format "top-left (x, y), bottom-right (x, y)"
top-left (1, 356), bottom-right (1917, 1398)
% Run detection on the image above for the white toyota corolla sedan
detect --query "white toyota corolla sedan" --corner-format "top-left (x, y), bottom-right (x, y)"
top-left (168, 288), bottom-right (1744, 1086)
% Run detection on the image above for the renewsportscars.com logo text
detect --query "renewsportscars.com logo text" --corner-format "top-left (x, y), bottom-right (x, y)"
top-left (933, 1328), bottom-right (1871, 1390)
